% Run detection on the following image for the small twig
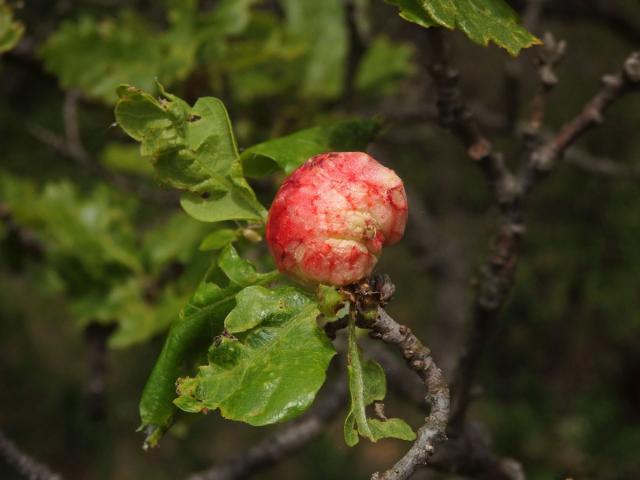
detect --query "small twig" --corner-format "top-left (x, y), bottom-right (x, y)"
top-left (324, 315), bottom-right (350, 340)
top-left (542, 0), bottom-right (640, 46)
top-left (524, 32), bottom-right (566, 140)
top-left (357, 347), bottom-right (525, 480)
top-left (430, 421), bottom-right (525, 480)
top-left (402, 188), bottom-right (469, 379)
top-left (449, 220), bottom-right (522, 429)
top-left (366, 350), bottom-right (526, 480)
top-left (565, 149), bottom-right (640, 179)
top-left (0, 429), bottom-right (63, 480)
top-left (426, 28), bottom-right (640, 434)
top-left (425, 29), bottom-right (524, 432)
top-left (521, 0), bottom-right (545, 31)
top-left (186, 377), bottom-right (347, 480)
top-left (0, 204), bottom-right (45, 260)
top-left (26, 88), bottom-right (178, 204)
top-left (84, 322), bottom-right (116, 421)
top-left (63, 90), bottom-right (89, 164)
top-left (343, 0), bottom-right (368, 111)
top-left (503, 0), bottom-right (546, 131)
top-left (427, 29), bottom-right (518, 209)
top-left (365, 306), bottom-right (449, 480)
top-left (523, 51), bottom-right (640, 193)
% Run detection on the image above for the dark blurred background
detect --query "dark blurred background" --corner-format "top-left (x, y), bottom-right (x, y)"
top-left (1, 1), bottom-right (639, 479)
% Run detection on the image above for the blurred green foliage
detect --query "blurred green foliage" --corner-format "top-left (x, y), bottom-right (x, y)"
top-left (0, 0), bottom-right (23, 53)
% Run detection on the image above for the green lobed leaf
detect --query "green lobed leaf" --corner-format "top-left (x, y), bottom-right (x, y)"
top-left (241, 119), bottom-right (382, 177)
top-left (115, 86), bottom-right (266, 223)
top-left (39, 11), bottom-right (197, 104)
top-left (387, 0), bottom-right (541, 56)
top-left (138, 245), bottom-right (278, 447)
top-left (344, 320), bottom-right (416, 446)
top-left (0, 1), bottom-right (24, 53)
top-left (174, 285), bottom-right (336, 426)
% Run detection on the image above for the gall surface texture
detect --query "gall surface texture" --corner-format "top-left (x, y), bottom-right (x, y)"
top-left (266, 152), bottom-right (408, 286)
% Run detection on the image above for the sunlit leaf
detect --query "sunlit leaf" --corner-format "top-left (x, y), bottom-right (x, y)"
top-left (115, 86), bottom-right (266, 223)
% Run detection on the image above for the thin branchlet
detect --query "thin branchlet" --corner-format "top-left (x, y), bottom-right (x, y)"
top-left (0, 430), bottom-right (63, 480)
top-left (426, 28), bottom-right (640, 441)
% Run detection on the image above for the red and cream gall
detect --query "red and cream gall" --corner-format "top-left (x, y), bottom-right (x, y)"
top-left (266, 152), bottom-right (408, 286)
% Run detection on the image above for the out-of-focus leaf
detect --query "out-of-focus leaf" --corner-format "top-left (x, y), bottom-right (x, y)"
top-left (356, 36), bottom-right (415, 96)
top-left (241, 119), bottom-right (382, 177)
top-left (70, 278), bottom-right (185, 349)
top-left (0, 174), bottom-right (140, 277)
top-left (141, 212), bottom-right (209, 274)
top-left (40, 11), bottom-right (197, 104)
top-left (386, 0), bottom-right (541, 56)
top-left (100, 143), bottom-right (154, 177)
top-left (39, 0), bottom-right (260, 103)
top-left (0, 171), bottom-right (40, 225)
top-left (0, 1), bottom-right (24, 53)
top-left (174, 285), bottom-right (336, 426)
top-left (115, 86), bottom-right (266, 223)
top-left (138, 245), bottom-right (278, 448)
top-left (38, 182), bottom-right (141, 282)
top-left (344, 320), bottom-right (415, 446)
top-left (198, 0), bottom-right (259, 36)
top-left (216, 13), bottom-right (305, 103)
top-left (281, 0), bottom-right (347, 98)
